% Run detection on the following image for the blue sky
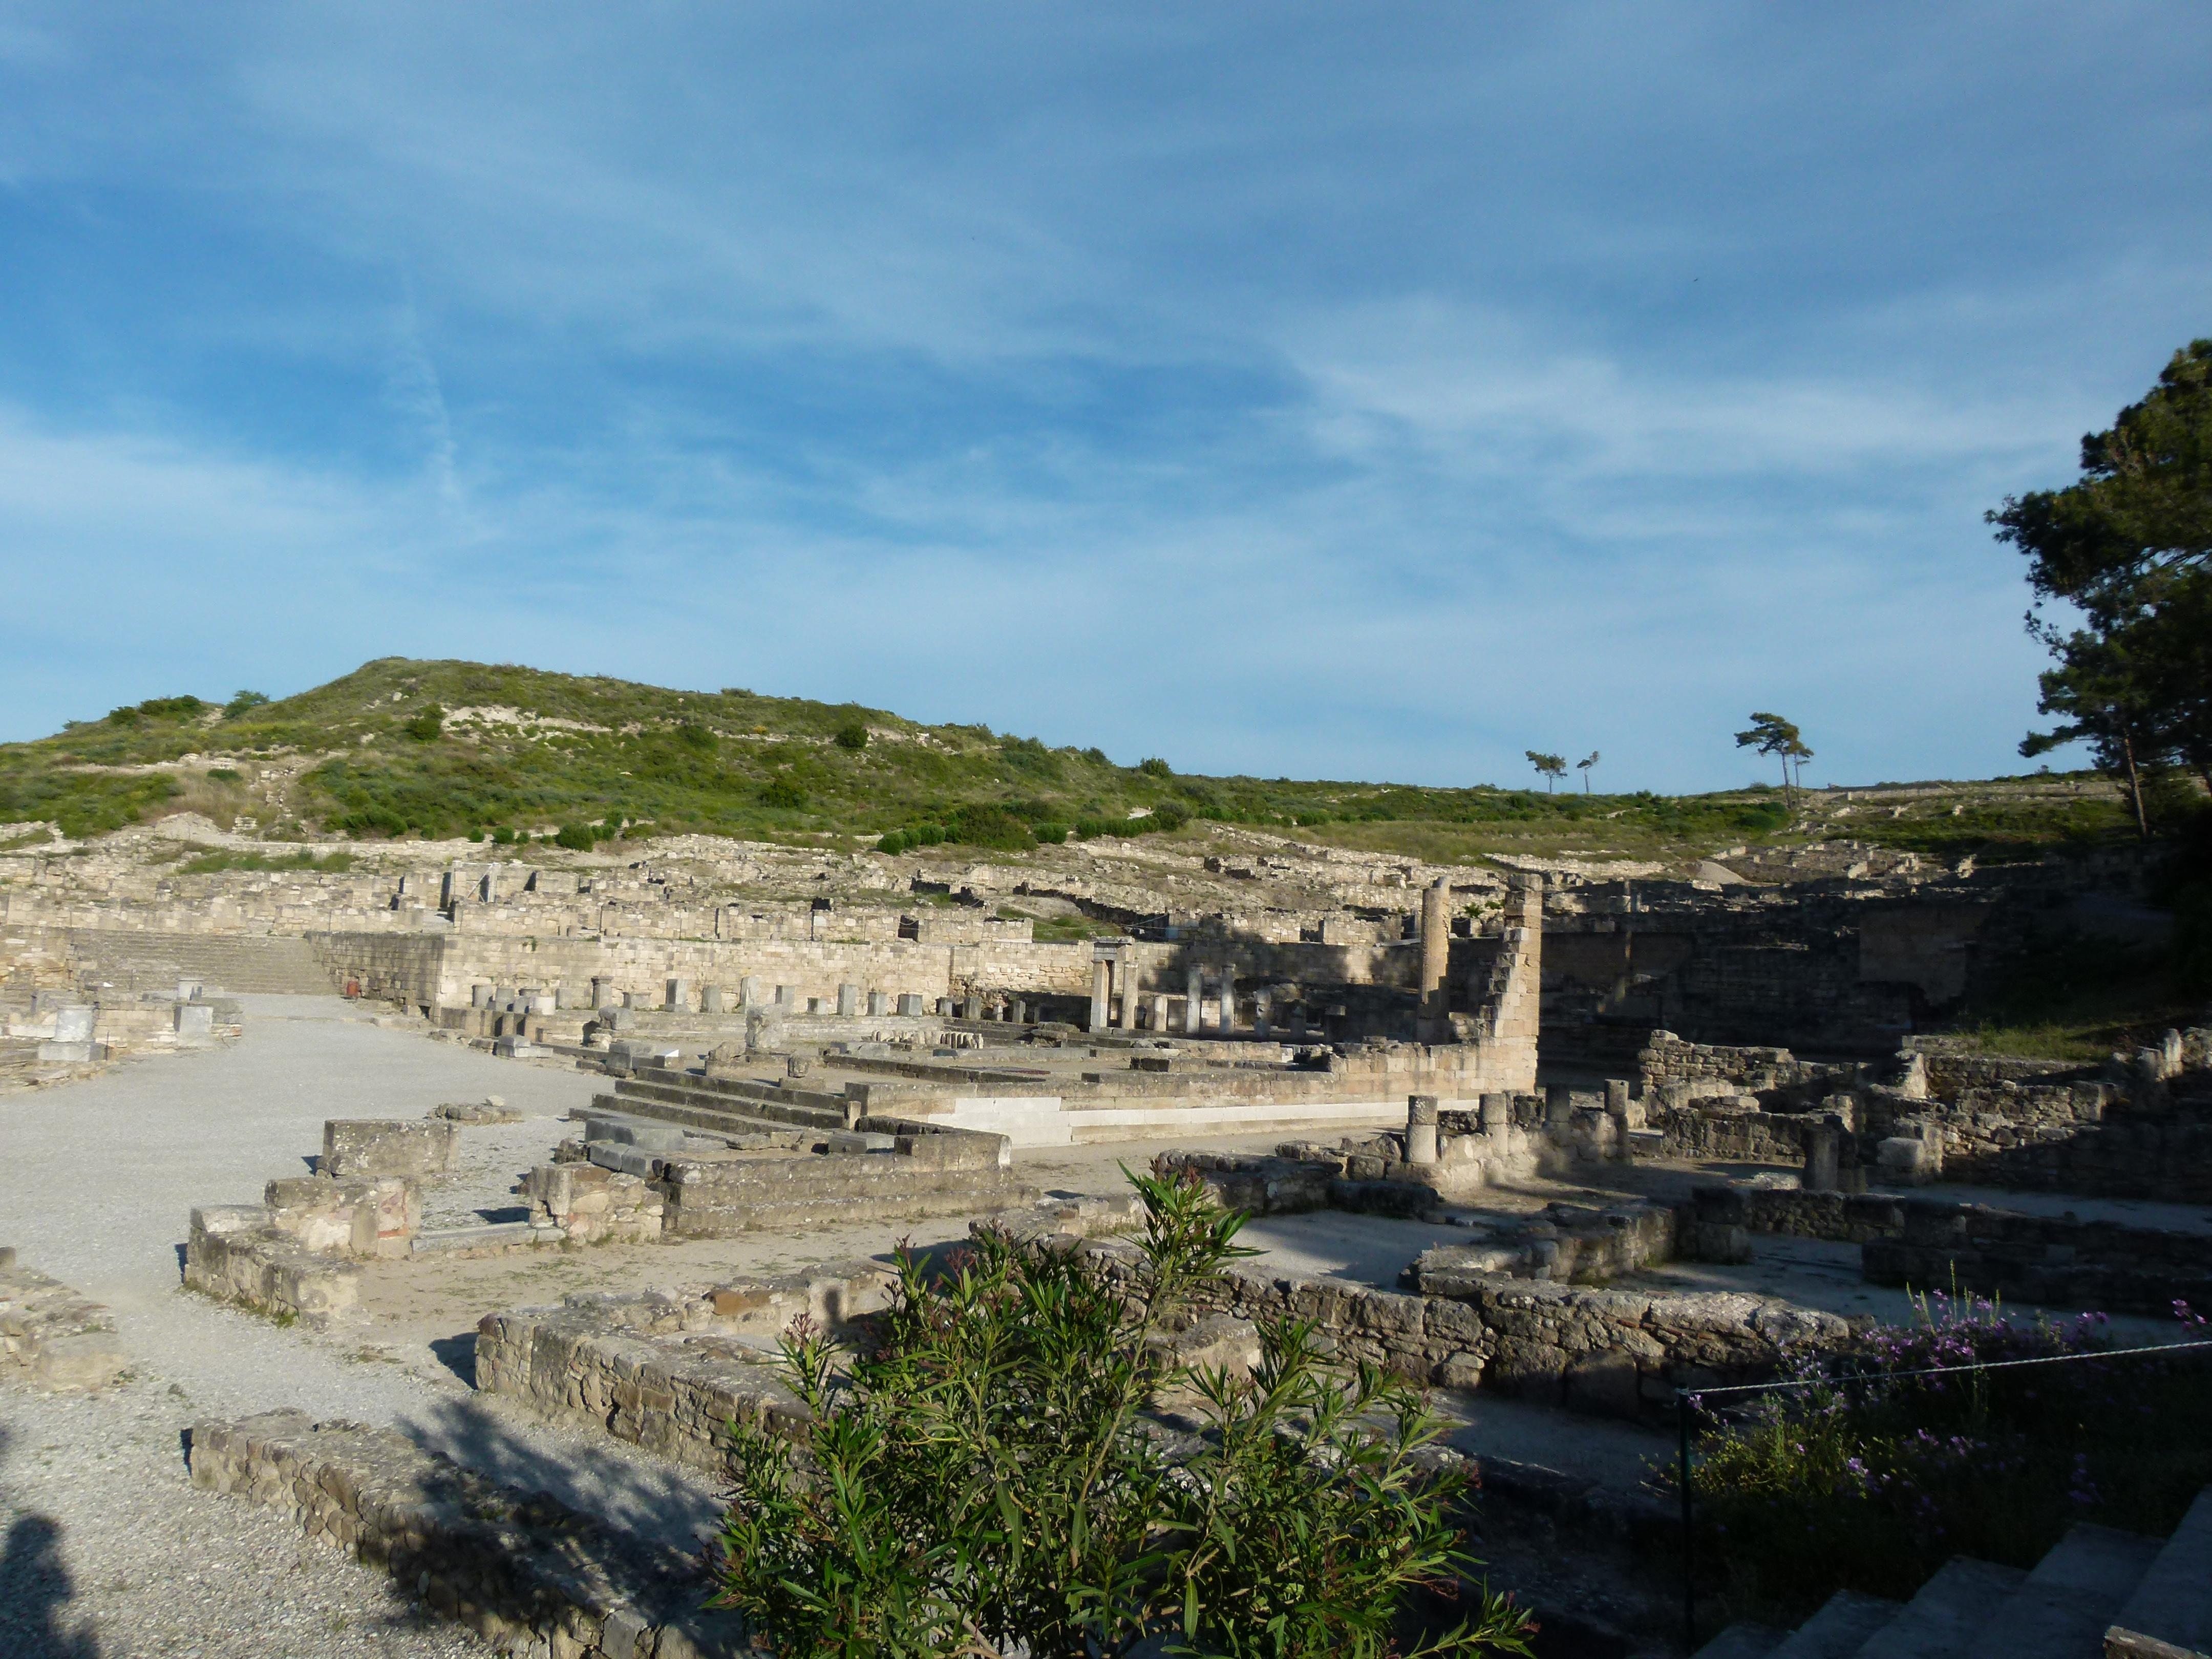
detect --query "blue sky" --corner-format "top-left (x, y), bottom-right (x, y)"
top-left (2, 4), bottom-right (2207, 791)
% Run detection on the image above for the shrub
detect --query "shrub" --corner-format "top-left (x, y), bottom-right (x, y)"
top-left (877, 832), bottom-right (909, 855)
top-left (834, 719), bottom-right (870, 751)
top-left (946, 802), bottom-right (1034, 850)
top-left (554, 823), bottom-right (595, 851)
top-left (761, 777), bottom-right (807, 811)
top-left (1138, 756), bottom-right (1173, 777)
top-left (1150, 802), bottom-right (1187, 832)
top-left (402, 705), bottom-right (444, 741)
top-left (712, 1165), bottom-right (1533, 1657)
top-left (206, 768), bottom-right (243, 784)
top-left (1031, 821), bottom-right (1069, 845)
top-left (675, 720), bottom-right (719, 753)
top-left (224, 690), bottom-right (271, 718)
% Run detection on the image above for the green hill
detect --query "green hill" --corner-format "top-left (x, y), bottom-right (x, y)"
top-left (0, 657), bottom-right (2137, 864)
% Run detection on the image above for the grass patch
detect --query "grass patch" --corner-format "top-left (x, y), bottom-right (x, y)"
top-left (1934, 931), bottom-right (2200, 1061)
top-left (177, 849), bottom-right (355, 876)
top-left (1678, 1294), bottom-right (2212, 1625)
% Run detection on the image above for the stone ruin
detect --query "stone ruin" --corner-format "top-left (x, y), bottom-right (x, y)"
top-left (9, 807), bottom-right (2212, 1653)
top-left (0, 1245), bottom-right (126, 1392)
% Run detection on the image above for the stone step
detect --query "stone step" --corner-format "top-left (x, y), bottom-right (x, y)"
top-left (63, 928), bottom-right (341, 995)
top-left (1963, 1525), bottom-right (2162, 1659)
top-left (614, 1071), bottom-right (845, 1131)
top-left (1694, 1625), bottom-right (1786, 1659)
top-left (2108, 1486), bottom-right (2212, 1656)
top-left (588, 1090), bottom-right (813, 1143)
top-left (411, 1221), bottom-right (545, 1253)
top-left (1853, 1558), bottom-right (2028, 1659)
top-left (1772, 1590), bottom-right (1904, 1659)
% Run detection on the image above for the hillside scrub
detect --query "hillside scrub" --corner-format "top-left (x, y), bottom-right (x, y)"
top-left (0, 657), bottom-right (2167, 865)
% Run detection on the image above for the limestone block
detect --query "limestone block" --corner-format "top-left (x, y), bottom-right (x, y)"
top-left (1876, 1136), bottom-right (1930, 1183)
top-left (322, 1119), bottom-right (457, 1179)
top-left (35, 1331), bottom-right (127, 1392)
top-left (1150, 1314), bottom-right (1262, 1377)
top-left (587, 1117), bottom-right (689, 1152)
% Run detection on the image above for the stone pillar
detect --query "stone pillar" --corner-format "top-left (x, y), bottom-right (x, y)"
top-left (964, 992), bottom-right (983, 1021)
top-left (739, 976), bottom-right (762, 1010)
top-left (1546, 1084), bottom-right (1574, 1132)
top-left (1604, 1080), bottom-right (1632, 1160)
top-left (838, 983), bottom-right (860, 1017)
top-left (699, 984), bottom-right (722, 1014)
top-left (936, 997), bottom-right (955, 1017)
top-left (1013, 998), bottom-right (1029, 1024)
top-left (471, 984), bottom-right (493, 1009)
top-left (867, 990), bottom-right (888, 1017)
top-left (774, 985), bottom-right (795, 1010)
top-left (1117, 955), bottom-right (1141, 1030)
top-left (1418, 879), bottom-right (1451, 1040)
top-left (1803, 1120), bottom-right (1840, 1193)
top-left (1896, 1049), bottom-right (1929, 1101)
top-left (1406, 1095), bottom-right (1440, 1165)
top-left (1480, 1092), bottom-right (1512, 1142)
top-left (897, 993), bottom-right (923, 1016)
top-left (665, 978), bottom-right (690, 1012)
top-left (1151, 993), bottom-right (1169, 1034)
top-left (1184, 962), bottom-right (1204, 1034)
top-left (1253, 990), bottom-right (1272, 1038)
top-left (1216, 969), bottom-right (1236, 1035)
top-left (1090, 959), bottom-right (1112, 1030)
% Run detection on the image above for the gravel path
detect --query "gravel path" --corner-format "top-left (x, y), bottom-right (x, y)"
top-left (0, 1376), bottom-right (487, 1659)
top-left (0, 996), bottom-right (728, 1656)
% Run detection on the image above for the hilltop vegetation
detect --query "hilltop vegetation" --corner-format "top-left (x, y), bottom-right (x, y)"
top-left (0, 657), bottom-right (2148, 866)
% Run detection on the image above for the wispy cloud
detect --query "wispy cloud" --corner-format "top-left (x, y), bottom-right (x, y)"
top-left (0, 4), bottom-right (2205, 790)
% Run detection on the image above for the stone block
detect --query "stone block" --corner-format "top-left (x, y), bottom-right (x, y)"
top-left (587, 1117), bottom-right (690, 1152)
top-left (176, 1002), bottom-right (216, 1038)
top-left (1877, 1136), bottom-right (1929, 1183)
top-left (35, 1331), bottom-right (127, 1393)
top-left (323, 1119), bottom-right (457, 1179)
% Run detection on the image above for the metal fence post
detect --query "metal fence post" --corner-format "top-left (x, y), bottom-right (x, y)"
top-left (1679, 1391), bottom-right (1697, 1651)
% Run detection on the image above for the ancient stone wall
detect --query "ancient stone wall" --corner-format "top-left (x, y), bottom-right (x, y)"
top-left (187, 1409), bottom-right (746, 1659)
top-left (0, 1248), bottom-right (127, 1391)
top-left (1062, 1234), bottom-right (1848, 1422)
top-left (653, 1120), bottom-right (1031, 1236)
top-left (1687, 1183), bottom-right (2212, 1314)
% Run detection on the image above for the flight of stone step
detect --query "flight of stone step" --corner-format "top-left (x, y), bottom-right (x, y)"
top-left (1695, 1486), bottom-right (2212, 1659)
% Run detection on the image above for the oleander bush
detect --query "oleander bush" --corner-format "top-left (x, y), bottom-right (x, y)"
top-left (714, 1166), bottom-right (1533, 1658)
